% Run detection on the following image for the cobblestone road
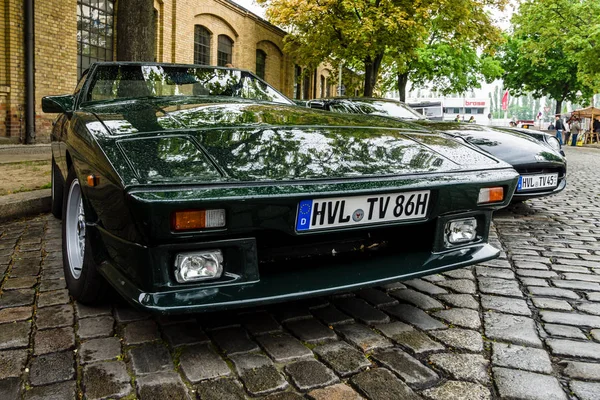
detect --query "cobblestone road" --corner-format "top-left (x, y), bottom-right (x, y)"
top-left (2, 147), bottom-right (600, 400)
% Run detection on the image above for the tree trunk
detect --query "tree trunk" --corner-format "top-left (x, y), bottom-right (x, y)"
top-left (397, 72), bottom-right (409, 102)
top-left (363, 53), bottom-right (384, 97)
top-left (555, 99), bottom-right (562, 116)
top-left (116, 0), bottom-right (155, 61)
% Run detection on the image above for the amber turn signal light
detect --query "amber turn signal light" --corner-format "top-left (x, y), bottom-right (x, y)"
top-left (477, 187), bottom-right (504, 204)
top-left (86, 175), bottom-right (99, 187)
top-left (172, 209), bottom-right (226, 231)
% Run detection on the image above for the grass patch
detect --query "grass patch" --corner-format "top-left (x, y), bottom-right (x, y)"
top-left (0, 160), bottom-right (51, 196)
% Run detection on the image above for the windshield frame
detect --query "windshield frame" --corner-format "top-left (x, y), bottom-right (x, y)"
top-left (76, 62), bottom-right (294, 109)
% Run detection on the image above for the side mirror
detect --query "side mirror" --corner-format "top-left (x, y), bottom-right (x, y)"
top-left (42, 95), bottom-right (74, 114)
top-left (308, 101), bottom-right (327, 110)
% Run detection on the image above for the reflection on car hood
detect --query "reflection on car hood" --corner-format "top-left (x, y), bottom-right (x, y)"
top-left (81, 97), bottom-right (427, 135)
top-left (411, 121), bottom-right (565, 166)
top-left (79, 99), bottom-right (507, 185)
top-left (116, 128), bottom-right (504, 184)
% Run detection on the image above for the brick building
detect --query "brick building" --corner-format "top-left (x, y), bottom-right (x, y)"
top-left (0, 0), bottom-right (346, 143)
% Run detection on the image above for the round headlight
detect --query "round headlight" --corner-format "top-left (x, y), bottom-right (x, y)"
top-left (546, 136), bottom-right (561, 152)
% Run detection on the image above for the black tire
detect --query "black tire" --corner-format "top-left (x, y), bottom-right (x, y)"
top-left (62, 165), bottom-right (107, 304)
top-left (50, 157), bottom-right (63, 219)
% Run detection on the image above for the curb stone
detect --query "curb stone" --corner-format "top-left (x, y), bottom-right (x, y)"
top-left (0, 190), bottom-right (51, 223)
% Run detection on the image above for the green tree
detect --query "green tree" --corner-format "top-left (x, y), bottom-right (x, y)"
top-left (385, 0), bottom-right (506, 101)
top-left (498, 35), bottom-right (589, 115)
top-left (499, 0), bottom-right (598, 115)
top-left (259, 0), bottom-right (427, 97)
top-left (520, 0), bottom-right (600, 93)
top-left (259, 0), bottom-right (507, 98)
top-left (387, 44), bottom-right (503, 101)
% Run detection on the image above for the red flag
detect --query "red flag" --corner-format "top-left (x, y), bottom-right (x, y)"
top-left (501, 90), bottom-right (509, 111)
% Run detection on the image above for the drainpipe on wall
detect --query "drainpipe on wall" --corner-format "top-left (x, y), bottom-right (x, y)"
top-left (25, 0), bottom-right (35, 144)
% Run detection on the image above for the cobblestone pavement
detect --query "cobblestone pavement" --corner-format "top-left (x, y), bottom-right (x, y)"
top-left (1, 147), bottom-right (600, 400)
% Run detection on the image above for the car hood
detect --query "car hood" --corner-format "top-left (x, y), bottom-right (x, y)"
top-left (80, 99), bottom-right (508, 185)
top-left (411, 121), bottom-right (565, 166)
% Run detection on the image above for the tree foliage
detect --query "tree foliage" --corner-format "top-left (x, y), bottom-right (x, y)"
top-left (385, 0), bottom-right (506, 100)
top-left (259, 0), bottom-right (427, 96)
top-left (499, 0), bottom-right (599, 114)
top-left (259, 0), bottom-right (507, 98)
top-left (391, 44), bottom-right (503, 100)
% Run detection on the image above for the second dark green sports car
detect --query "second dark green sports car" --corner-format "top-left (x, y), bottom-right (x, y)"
top-left (308, 97), bottom-right (567, 203)
top-left (44, 62), bottom-right (519, 314)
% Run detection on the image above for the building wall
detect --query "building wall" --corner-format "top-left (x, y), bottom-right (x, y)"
top-left (1, 0), bottom-right (26, 142)
top-left (174, 0), bottom-right (294, 96)
top-left (406, 97), bottom-right (490, 122)
top-left (1, 0), bottom-right (336, 142)
top-left (34, 0), bottom-right (78, 139)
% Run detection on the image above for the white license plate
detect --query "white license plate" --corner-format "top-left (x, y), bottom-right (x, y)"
top-left (296, 190), bottom-right (430, 232)
top-left (517, 173), bottom-right (558, 191)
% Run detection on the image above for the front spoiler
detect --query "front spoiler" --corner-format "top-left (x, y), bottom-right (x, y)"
top-left (98, 241), bottom-right (499, 314)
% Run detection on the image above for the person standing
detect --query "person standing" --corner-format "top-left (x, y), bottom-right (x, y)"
top-left (569, 116), bottom-right (581, 146)
top-left (554, 115), bottom-right (565, 145)
top-left (454, 115), bottom-right (460, 122)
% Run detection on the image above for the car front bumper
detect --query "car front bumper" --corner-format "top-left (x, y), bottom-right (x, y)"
top-left (89, 211), bottom-right (499, 314)
top-left (100, 240), bottom-right (499, 314)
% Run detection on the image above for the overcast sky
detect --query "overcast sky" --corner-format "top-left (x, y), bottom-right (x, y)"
top-left (231, 0), bottom-right (267, 18)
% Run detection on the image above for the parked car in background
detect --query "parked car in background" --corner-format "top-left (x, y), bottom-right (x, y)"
top-left (44, 63), bottom-right (519, 313)
top-left (499, 127), bottom-right (565, 157)
top-left (308, 97), bottom-right (566, 203)
top-left (292, 99), bottom-right (307, 107)
top-left (509, 120), bottom-right (535, 129)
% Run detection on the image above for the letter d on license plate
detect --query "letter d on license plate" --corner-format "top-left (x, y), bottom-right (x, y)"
top-left (296, 190), bottom-right (430, 232)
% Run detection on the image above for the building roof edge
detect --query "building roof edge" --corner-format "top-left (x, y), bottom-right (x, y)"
top-left (219, 0), bottom-right (288, 36)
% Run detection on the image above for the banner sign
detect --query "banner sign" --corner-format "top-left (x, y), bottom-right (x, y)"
top-left (501, 90), bottom-right (509, 111)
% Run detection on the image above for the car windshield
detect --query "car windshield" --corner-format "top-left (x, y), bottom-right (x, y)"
top-left (331, 100), bottom-right (425, 120)
top-left (83, 64), bottom-right (292, 105)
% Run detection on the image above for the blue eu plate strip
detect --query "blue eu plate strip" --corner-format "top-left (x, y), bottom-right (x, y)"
top-left (517, 176), bottom-right (523, 191)
top-left (296, 200), bottom-right (313, 231)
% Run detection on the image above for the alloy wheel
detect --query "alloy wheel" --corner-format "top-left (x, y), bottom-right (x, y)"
top-left (65, 178), bottom-right (85, 279)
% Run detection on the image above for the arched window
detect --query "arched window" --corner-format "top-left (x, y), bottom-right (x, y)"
top-left (217, 35), bottom-right (233, 66)
top-left (194, 25), bottom-right (211, 65)
top-left (256, 50), bottom-right (266, 80)
top-left (77, 0), bottom-right (115, 78)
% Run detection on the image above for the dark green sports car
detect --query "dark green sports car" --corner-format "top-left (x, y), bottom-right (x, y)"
top-left (44, 62), bottom-right (518, 314)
